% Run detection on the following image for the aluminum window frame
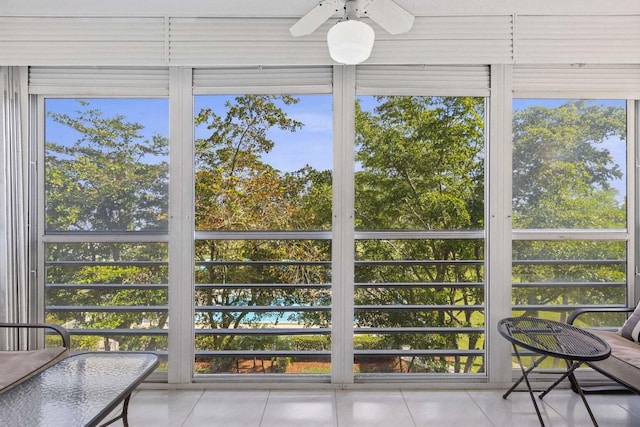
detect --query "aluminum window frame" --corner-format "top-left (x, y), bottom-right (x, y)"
top-left (510, 72), bottom-right (638, 384)
top-left (28, 64), bottom-right (640, 388)
top-left (352, 65), bottom-right (492, 384)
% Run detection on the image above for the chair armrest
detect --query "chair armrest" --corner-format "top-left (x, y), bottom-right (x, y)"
top-left (567, 307), bottom-right (635, 326)
top-left (0, 323), bottom-right (71, 350)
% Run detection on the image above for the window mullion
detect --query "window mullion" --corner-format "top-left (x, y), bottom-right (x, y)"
top-left (34, 94), bottom-right (46, 325)
top-left (487, 64), bottom-right (514, 385)
top-left (168, 66), bottom-right (195, 385)
top-left (631, 99), bottom-right (638, 303)
top-left (331, 65), bottom-right (356, 385)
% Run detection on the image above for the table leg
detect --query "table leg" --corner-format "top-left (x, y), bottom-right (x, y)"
top-left (507, 344), bottom-right (546, 427)
top-left (503, 352), bottom-right (548, 399)
top-left (537, 360), bottom-right (599, 427)
top-left (538, 361), bottom-right (580, 399)
top-left (122, 394), bottom-right (131, 427)
top-left (566, 364), bottom-right (600, 427)
top-left (98, 394), bottom-right (132, 427)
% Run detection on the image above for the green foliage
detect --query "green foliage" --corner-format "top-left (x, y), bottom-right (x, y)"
top-left (512, 100), bottom-right (628, 320)
top-left (354, 334), bottom-right (384, 350)
top-left (194, 95), bottom-right (305, 231)
top-left (70, 335), bottom-right (101, 352)
top-left (44, 95), bottom-right (629, 375)
top-left (513, 100), bottom-right (625, 228)
top-left (193, 95), bottom-right (332, 355)
top-left (289, 335), bottom-right (331, 351)
top-left (355, 96), bottom-right (485, 231)
top-left (45, 101), bottom-right (169, 352)
top-left (354, 96), bottom-right (486, 373)
top-left (46, 100), bottom-right (168, 232)
top-left (269, 357), bottom-right (291, 373)
top-left (282, 166), bottom-right (333, 230)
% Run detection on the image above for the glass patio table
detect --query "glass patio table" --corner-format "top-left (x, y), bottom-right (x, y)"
top-left (498, 317), bottom-right (611, 427)
top-left (0, 352), bottom-right (158, 427)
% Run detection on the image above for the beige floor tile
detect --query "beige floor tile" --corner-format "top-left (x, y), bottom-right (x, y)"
top-left (542, 391), bottom-right (640, 427)
top-left (260, 391), bottom-right (337, 427)
top-left (114, 390), bottom-right (204, 427)
top-left (402, 390), bottom-right (493, 427)
top-left (182, 390), bottom-right (269, 427)
top-left (336, 390), bottom-right (416, 427)
top-left (468, 390), bottom-right (567, 427)
top-left (102, 387), bottom-right (640, 427)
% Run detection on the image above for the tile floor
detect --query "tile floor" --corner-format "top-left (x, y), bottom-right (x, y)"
top-left (106, 387), bottom-right (640, 426)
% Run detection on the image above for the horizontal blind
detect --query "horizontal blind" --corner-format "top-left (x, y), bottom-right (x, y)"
top-left (193, 67), bottom-right (333, 94)
top-left (356, 65), bottom-right (491, 97)
top-left (368, 16), bottom-right (513, 65)
top-left (170, 18), bottom-right (331, 66)
top-left (169, 16), bottom-right (512, 66)
top-left (513, 65), bottom-right (640, 98)
top-left (515, 15), bottom-right (640, 64)
top-left (29, 67), bottom-right (170, 96)
top-left (0, 17), bottom-right (166, 66)
top-left (4, 14), bottom-right (640, 67)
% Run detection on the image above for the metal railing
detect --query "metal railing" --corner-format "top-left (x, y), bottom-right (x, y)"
top-left (44, 248), bottom-right (629, 376)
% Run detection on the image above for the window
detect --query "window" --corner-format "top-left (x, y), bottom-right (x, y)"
top-left (33, 66), bottom-right (638, 386)
top-left (193, 94), bottom-right (333, 375)
top-left (512, 99), bottom-right (628, 322)
top-left (353, 95), bottom-right (486, 375)
top-left (513, 99), bottom-right (626, 230)
top-left (43, 98), bottom-right (169, 358)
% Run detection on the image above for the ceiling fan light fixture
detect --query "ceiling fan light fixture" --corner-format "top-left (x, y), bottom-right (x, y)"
top-left (326, 19), bottom-right (375, 65)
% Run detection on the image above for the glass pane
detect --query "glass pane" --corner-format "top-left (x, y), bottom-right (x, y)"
top-left (511, 239), bottom-right (626, 371)
top-left (354, 95), bottom-right (486, 375)
top-left (194, 95), bottom-right (332, 232)
top-left (45, 99), bottom-right (169, 232)
top-left (512, 240), bottom-right (626, 321)
top-left (355, 96), bottom-right (485, 231)
top-left (354, 239), bottom-right (485, 374)
top-left (193, 93), bottom-right (333, 375)
top-left (44, 242), bottom-right (169, 355)
top-left (194, 239), bottom-right (331, 375)
top-left (512, 99), bottom-right (626, 229)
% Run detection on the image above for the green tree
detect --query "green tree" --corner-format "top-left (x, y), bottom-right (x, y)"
top-left (45, 100), bottom-right (169, 352)
top-left (354, 96), bottom-right (486, 373)
top-left (356, 96), bottom-right (484, 231)
top-left (513, 100), bottom-right (625, 228)
top-left (282, 166), bottom-right (333, 231)
top-left (512, 100), bottom-right (627, 321)
top-left (193, 95), bottom-right (332, 372)
top-left (46, 100), bottom-right (168, 232)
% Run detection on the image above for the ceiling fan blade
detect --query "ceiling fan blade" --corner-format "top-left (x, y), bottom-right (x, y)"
top-left (290, 0), bottom-right (342, 37)
top-left (363, 0), bottom-right (415, 35)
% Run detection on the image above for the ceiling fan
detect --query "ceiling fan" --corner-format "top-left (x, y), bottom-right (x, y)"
top-left (290, 0), bottom-right (415, 65)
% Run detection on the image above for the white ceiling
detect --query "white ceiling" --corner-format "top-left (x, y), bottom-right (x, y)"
top-left (2, 0), bottom-right (640, 17)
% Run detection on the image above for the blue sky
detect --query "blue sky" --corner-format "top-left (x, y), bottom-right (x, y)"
top-left (46, 96), bottom-right (333, 173)
top-left (194, 95), bottom-right (333, 173)
top-left (46, 98), bottom-right (169, 140)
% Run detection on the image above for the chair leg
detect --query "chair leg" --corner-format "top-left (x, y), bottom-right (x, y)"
top-left (539, 360), bottom-right (580, 399)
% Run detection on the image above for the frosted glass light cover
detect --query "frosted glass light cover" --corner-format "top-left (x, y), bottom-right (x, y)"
top-left (327, 20), bottom-right (375, 65)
